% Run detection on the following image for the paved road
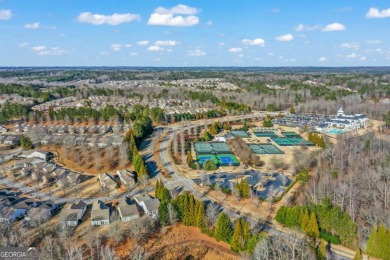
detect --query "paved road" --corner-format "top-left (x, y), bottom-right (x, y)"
top-left (156, 113), bottom-right (353, 260)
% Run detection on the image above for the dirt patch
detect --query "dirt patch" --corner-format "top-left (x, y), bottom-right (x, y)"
top-left (39, 145), bottom-right (131, 175)
top-left (115, 224), bottom-right (238, 260)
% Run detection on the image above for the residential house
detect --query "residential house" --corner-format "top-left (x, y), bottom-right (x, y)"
top-left (0, 125), bottom-right (7, 133)
top-left (0, 199), bottom-right (35, 224)
top-left (40, 135), bottom-right (52, 145)
top-left (97, 137), bottom-right (112, 148)
top-left (77, 126), bottom-right (87, 134)
top-left (86, 137), bottom-right (97, 147)
top-left (112, 124), bottom-right (123, 134)
top-left (73, 136), bottom-right (86, 146)
top-left (0, 135), bottom-right (6, 144)
top-left (63, 135), bottom-right (76, 146)
top-left (88, 125), bottom-right (98, 134)
top-left (4, 135), bottom-right (20, 145)
top-left (99, 173), bottom-right (117, 190)
top-left (67, 172), bottom-right (82, 185)
top-left (134, 194), bottom-right (160, 218)
top-left (24, 200), bottom-right (58, 226)
top-left (111, 136), bottom-right (124, 147)
top-left (91, 200), bottom-right (110, 226)
top-left (117, 170), bottom-right (136, 188)
top-left (59, 201), bottom-right (87, 227)
top-left (57, 125), bottom-right (69, 134)
top-left (117, 197), bottom-right (140, 222)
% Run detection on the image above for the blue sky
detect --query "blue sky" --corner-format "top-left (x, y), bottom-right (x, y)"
top-left (0, 0), bottom-right (390, 66)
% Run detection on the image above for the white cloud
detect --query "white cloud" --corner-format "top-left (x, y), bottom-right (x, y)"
top-left (366, 7), bottom-right (390, 18)
top-left (0, 10), bottom-right (12, 20)
top-left (242, 38), bottom-right (265, 46)
top-left (340, 42), bottom-right (359, 50)
top-left (187, 49), bottom-right (206, 56)
top-left (129, 52), bottom-right (138, 56)
top-left (219, 42), bottom-right (226, 46)
top-left (270, 8), bottom-right (280, 13)
top-left (366, 40), bottom-right (382, 45)
top-left (206, 20), bottom-right (212, 26)
top-left (154, 40), bottom-right (179, 46)
top-left (147, 4), bottom-right (199, 26)
top-left (137, 40), bottom-right (149, 45)
top-left (31, 45), bottom-right (66, 55)
top-left (319, 56), bottom-right (327, 62)
top-left (275, 34), bottom-right (294, 42)
top-left (228, 48), bottom-right (242, 53)
top-left (77, 12), bottom-right (140, 25)
top-left (124, 44), bottom-right (132, 48)
top-left (25, 22), bottom-right (40, 29)
top-left (18, 42), bottom-right (29, 48)
top-left (322, 23), bottom-right (346, 31)
top-left (360, 56), bottom-right (366, 61)
top-left (111, 44), bottom-right (122, 51)
top-left (294, 24), bottom-right (321, 31)
top-left (347, 53), bottom-right (357, 59)
top-left (148, 46), bottom-right (162, 51)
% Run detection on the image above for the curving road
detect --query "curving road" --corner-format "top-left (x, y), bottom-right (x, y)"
top-left (155, 112), bottom-right (354, 260)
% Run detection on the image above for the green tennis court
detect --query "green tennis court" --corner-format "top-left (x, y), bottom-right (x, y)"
top-left (249, 144), bottom-right (284, 154)
top-left (212, 142), bottom-right (233, 154)
top-left (272, 137), bottom-right (314, 146)
top-left (231, 130), bottom-right (250, 138)
top-left (216, 154), bottom-right (240, 166)
top-left (253, 131), bottom-right (278, 138)
top-left (194, 142), bottom-right (213, 154)
top-left (196, 154), bottom-right (218, 165)
top-left (282, 132), bottom-right (301, 138)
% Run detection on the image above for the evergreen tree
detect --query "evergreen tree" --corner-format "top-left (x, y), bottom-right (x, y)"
top-left (240, 178), bottom-right (251, 198)
top-left (155, 179), bottom-right (162, 198)
top-left (353, 247), bottom-right (363, 260)
top-left (290, 106), bottom-right (295, 114)
top-left (133, 154), bottom-right (143, 173)
top-left (138, 163), bottom-right (147, 178)
top-left (307, 212), bottom-right (320, 238)
top-left (275, 206), bottom-right (287, 224)
top-left (158, 202), bottom-right (169, 226)
top-left (160, 187), bottom-right (172, 203)
top-left (215, 212), bottom-right (233, 243)
top-left (377, 224), bottom-right (388, 259)
top-left (366, 226), bottom-right (378, 256)
top-left (231, 218), bottom-right (251, 252)
top-left (300, 208), bottom-right (310, 233)
top-left (231, 219), bottom-right (243, 252)
top-left (195, 200), bottom-right (206, 229)
top-left (186, 151), bottom-right (192, 166)
top-left (316, 241), bottom-right (327, 260)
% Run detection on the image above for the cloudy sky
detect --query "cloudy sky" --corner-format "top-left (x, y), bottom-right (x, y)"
top-left (1, 0), bottom-right (390, 66)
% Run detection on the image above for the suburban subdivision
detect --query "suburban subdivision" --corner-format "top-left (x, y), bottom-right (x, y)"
top-left (0, 68), bottom-right (388, 259)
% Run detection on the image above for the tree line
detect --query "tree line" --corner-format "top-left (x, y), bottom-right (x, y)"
top-left (227, 136), bottom-right (262, 166)
top-left (155, 180), bottom-right (262, 254)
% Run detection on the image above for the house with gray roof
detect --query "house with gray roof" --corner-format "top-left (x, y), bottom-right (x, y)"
top-left (117, 197), bottom-right (139, 222)
top-left (91, 200), bottom-right (110, 226)
top-left (134, 194), bottom-right (160, 218)
top-left (117, 169), bottom-right (135, 188)
top-left (59, 201), bottom-right (87, 227)
top-left (99, 173), bottom-right (117, 191)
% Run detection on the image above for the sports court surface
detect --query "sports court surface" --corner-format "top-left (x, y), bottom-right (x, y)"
top-left (253, 131), bottom-right (278, 138)
top-left (271, 136), bottom-right (314, 146)
top-left (249, 144), bottom-right (284, 154)
top-left (194, 142), bottom-right (233, 154)
top-left (217, 154), bottom-right (240, 166)
top-left (231, 130), bottom-right (250, 138)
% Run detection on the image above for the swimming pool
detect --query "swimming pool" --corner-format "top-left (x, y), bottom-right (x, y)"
top-left (326, 128), bottom-right (345, 134)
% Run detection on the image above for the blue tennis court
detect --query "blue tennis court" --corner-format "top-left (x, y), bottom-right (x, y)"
top-left (217, 154), bottom-right (240, 166)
